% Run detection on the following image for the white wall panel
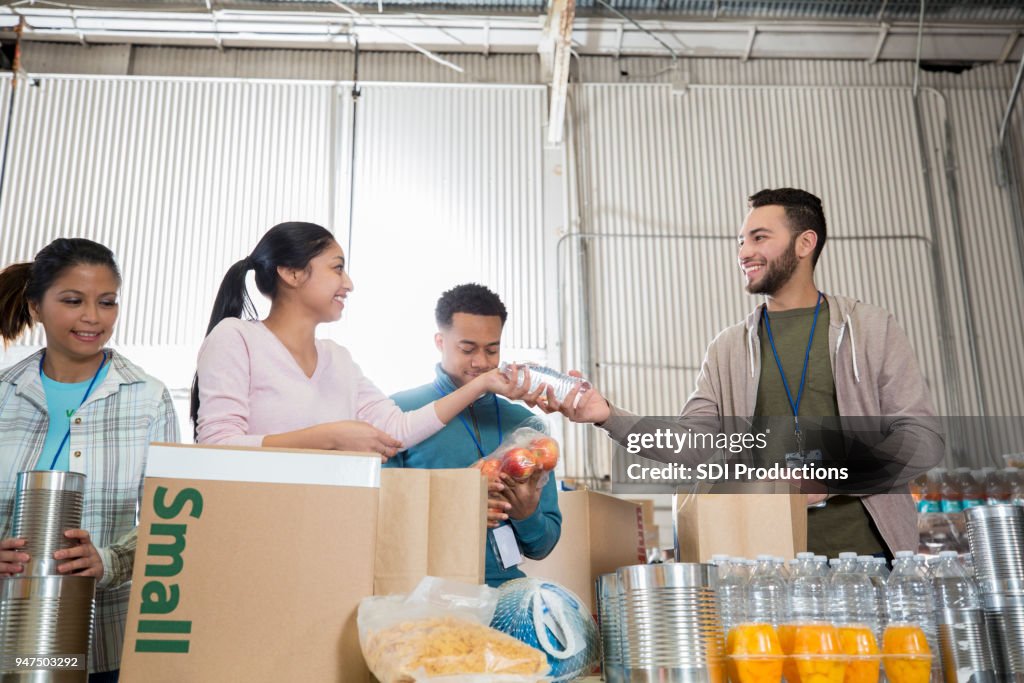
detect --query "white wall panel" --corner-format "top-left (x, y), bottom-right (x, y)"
top-left (335, 83), bottom-right (547, 394)
top-left (0, 76), bottom-right (338, 349)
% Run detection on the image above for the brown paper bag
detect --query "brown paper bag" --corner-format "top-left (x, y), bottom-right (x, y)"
top-left (674, 484), bottom-right (808, 562)
top-left (373, 468), bottom-right (487, 595)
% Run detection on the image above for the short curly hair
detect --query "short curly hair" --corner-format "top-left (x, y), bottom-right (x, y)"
top-left (435, 283), bottom-right (508, 328)
top-left (748, 188), bottom-right (827, 266)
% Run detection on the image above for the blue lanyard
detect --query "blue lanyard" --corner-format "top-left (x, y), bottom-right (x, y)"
top-left (433, 379), bottom-right (502, 459)
top-left (761, 292), bottom-right (823, 435)
top-left (39, 350), bottom-right (108, 470)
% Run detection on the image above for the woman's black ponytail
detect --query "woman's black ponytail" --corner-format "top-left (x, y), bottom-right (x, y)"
top-left (190, 222), bottom-right (336, 437)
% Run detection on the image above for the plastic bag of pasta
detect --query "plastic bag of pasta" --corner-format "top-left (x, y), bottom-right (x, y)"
top-left (358, 576), bottom-right (551, 682)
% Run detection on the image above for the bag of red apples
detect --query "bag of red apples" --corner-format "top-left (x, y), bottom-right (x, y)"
top-left (471, 423), bottom-right (560, 489)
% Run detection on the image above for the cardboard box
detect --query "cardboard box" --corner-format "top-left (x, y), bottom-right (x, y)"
top-left (626, 498), bottom-right (656, 532)
top-left (119, 444), bottom-right (486, 683)
top-left (673, 484), bottom-right (807, 562)
top-left (521, 490), bottom-right (646, 614)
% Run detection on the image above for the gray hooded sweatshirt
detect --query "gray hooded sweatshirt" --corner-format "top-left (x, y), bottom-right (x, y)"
top-left (603, 292), bottom-right (944, 553)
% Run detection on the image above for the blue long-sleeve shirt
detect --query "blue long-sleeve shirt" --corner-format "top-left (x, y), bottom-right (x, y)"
top-left (386, 364), bottom-right (562, 586)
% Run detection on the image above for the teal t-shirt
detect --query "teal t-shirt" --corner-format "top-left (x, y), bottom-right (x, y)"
top-left (37, 363), bottom-right (110, 471)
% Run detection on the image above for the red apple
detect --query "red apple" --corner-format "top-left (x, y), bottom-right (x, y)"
top-left (529, 437), bottom-right (560, 471)
top-left (500, 448), bottom-right (538, 481)
top-left (475, 458), bottom-right (502, 481)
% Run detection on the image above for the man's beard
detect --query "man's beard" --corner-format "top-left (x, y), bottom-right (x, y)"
top-left (746, 239), bottom-right (799, 296)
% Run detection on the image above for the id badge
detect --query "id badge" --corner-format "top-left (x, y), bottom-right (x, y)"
top-left (490, 525), bottom-right (524, 569)
top-left (784, 449), bottom-right (823, 468)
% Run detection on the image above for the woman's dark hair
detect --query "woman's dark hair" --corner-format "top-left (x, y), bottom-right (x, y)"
top-left (190, 222), bottom-right (337, 434)
top-left (0, 238), bottom-right (121, 346)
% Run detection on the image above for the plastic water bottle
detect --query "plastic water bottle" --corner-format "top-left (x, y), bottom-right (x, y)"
top-left (773, 556), bottom-right (790, 580)
top-left (887, 550), bottom-right (940, 672)
top-left (938, 468), bottom-right (963, 513)
top-left (872, 556), bottom-right (890, 579)
top-left (862, 556), bottom-right (890, 637)
top-left (931, 550), bottom-right (996, 682)
top-left (789, 552), bottom-right (829, 623)
top-left (717, 558), bottom-right (750, 635)
top-left (956, 467), bottom-right (984, 509)
top-left (746, 554), bottom-right (790, 627)
top-left (498, 362), bottom-right (590, 402)
top-left (829, 552), bottom-right (880, 638)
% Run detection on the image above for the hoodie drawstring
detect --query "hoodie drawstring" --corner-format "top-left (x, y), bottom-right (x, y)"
top-left (844, 313), bottom-right (861, 383)
top-left (748, 326), bottom-right (757, 379)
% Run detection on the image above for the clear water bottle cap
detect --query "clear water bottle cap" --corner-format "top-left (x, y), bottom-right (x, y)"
top-left (872, 557), bottom-right (887, 564)
top-left (955, 467), bottom-right (971, 473)
top-left (857, 555), bottom-right (873, 562)
top-left (938, 550), bottom-right (959, 558)
top-left (894, 550), bottom-right (914, 558)
top-left (711, 554), bottom-right (729, 564)
top-left (814, 555), bottom-right (827, 562)
top-left (796, 552), bottom-right (814, 559)
top-left (1006, 467), bottom-right (1020, 473)
top-left (838, 552), bottom-right (858, 559)
top-left (933, 467), bottom-right (947, 473)
top-left (756, 554), bottom-right (773, 561)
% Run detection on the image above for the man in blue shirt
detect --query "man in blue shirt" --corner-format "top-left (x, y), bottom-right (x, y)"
top-left (387, 283), bottom-right (562, 587)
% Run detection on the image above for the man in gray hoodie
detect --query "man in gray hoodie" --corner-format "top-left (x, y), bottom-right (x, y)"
top-left (537, 188), bottom-right (943, 556)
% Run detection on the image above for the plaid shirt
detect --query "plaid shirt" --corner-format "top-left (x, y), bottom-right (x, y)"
top-left (0, 349), bottom-right (179, 673)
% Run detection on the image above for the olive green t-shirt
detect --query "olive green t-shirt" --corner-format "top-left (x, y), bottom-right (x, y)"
top-left (753, 302), bottom-right (886, 557)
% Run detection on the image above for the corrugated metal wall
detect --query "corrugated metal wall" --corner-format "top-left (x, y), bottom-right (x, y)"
top-left (0, 76), bottom-right (338, 349)
top-left (334, 83), bottom-right (548, 394)
top-left (560, 62), bottom-right (1024, 480)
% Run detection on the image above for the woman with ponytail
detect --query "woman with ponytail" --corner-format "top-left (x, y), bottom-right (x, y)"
top-left (0, 238), bottom-right (179, 682)
top-left (192, 222), bottom-right (537, 456)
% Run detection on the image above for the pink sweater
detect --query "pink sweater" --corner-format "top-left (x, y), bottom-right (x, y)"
top-left (195, 318), bottom-right (443, 447)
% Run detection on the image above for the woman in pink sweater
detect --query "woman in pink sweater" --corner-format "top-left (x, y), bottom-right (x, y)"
top-left (190, 222), bottom-right (535, 457)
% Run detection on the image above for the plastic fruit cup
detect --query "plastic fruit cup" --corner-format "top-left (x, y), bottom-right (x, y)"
top-left (727, 655), bottom-right (784, 683)
top-left (838, 625), bottom-right (880, 683)
top-left (882, 625), bottom-right (932, 683)
top-left (882, 655), bottom-right (932, 683)
top-left (781, 623), bottom-right (845, 683)
top-left (727, 623), bottom-right (783, 683)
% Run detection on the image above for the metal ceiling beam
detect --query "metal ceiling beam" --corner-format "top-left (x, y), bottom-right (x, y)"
top-left (1, 7), bottom-right (1022, 62)
top-left (539, 0), bottom-right (574, 145)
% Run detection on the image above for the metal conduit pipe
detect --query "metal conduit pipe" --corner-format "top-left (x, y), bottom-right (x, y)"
top-left (937, 95), bottom-right (993, 459)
